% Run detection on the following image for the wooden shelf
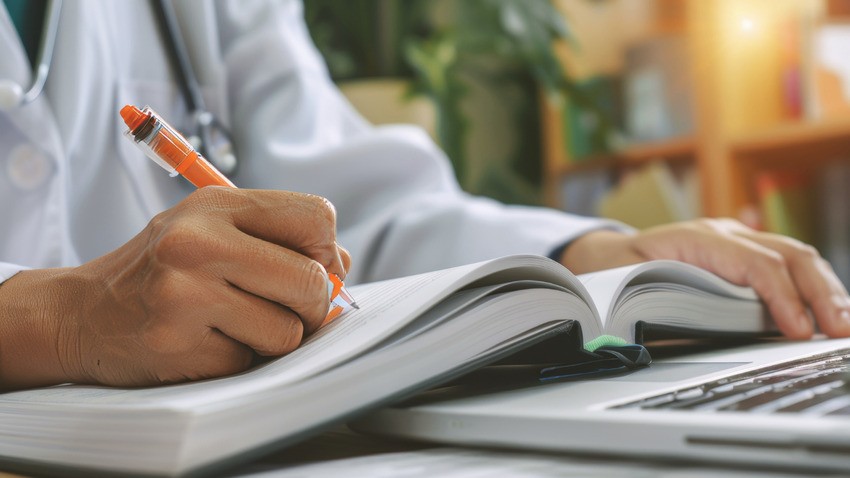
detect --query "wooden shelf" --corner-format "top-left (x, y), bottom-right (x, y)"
top-left (543, 0), bottom-right (846, 219)
top-left (550, 136), bottom-right (695, 175)
top-left (730, 118), bottom-right (850, 156)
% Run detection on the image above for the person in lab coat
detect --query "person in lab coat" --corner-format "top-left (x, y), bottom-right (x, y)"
top-left (0, 0), bottom-right (848, 391)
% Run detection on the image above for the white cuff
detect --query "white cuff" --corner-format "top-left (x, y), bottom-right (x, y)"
top-left (0, 263), bottom-right (28, 284)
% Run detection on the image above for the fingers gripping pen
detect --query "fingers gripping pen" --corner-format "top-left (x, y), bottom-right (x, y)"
top-left (120, 104), bottom-right (358, 324)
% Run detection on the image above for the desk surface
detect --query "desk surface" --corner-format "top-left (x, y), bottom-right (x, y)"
top-left (230, 427), bottom-right (833, 478)
top-left (0, 427), bottom-right (834, 478)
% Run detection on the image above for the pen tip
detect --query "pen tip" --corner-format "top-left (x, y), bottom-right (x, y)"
top-left (350, 301), bottom-right (360, 310)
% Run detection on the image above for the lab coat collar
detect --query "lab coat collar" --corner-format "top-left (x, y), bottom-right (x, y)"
top-left (0, 3), bottom-right (63, 164)
top-left (0, 3), bottom-right (30, 87)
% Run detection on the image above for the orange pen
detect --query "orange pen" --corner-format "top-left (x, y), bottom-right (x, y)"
top-left (120, 104), bottom-right (235, 188)
top-left (120, 104), bottom-right (358, 324)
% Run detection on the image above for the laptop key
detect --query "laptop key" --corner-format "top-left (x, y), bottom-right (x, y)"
top-left (826, 404), bottom-right (850, 416)
top-left (776, 385), bottom-right (848, 413)
top-left (721, 387), bottom-right (804, 412)
top-left (722, 369), bottom-right (847, 412)
top-left (614, 350), bottom-right (850, 413)
top-left (805, 396), bottom-right (850, 416)
top-left (651, 384), bottom-right (761, 410)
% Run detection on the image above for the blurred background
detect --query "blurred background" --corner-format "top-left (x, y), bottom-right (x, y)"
top-left (304, 0), bottom-right (850, 287)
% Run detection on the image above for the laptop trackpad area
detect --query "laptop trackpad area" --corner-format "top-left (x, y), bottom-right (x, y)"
top-left (607, 362), bottom-right (750, 383)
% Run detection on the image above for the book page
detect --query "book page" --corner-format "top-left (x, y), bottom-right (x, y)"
top-left (0, 267), bottom-right (464, 407)
top-left (577, 263), bottom-right (647, 329)
top-left (579, 260), bottom-right (764, 341)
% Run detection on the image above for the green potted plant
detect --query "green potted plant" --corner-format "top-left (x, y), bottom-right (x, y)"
top-left (305, 0), bottom-right (616, 205)
top-left (304, 0), bottom-right (437, 140)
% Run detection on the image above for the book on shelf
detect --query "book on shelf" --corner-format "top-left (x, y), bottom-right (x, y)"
top-left (0, 255), bottom-right (773, 477)
top-left (755, 170), bottom-right (816, 245)
top-left (816, 161), bottom-right (850, 288)
top-left (557, 168), bottom-right (612, 217)
top-left (623, 35), bottom-right (693, 142)
top-left (598, 161), bottom-right (697, 229)
top-left (807, 22), bottom-right (850, 120)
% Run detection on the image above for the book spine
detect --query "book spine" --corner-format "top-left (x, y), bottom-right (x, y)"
top-left (755, 170), bottom-right (816, 245)
top-left (817, 161), bottom-right (850, 288)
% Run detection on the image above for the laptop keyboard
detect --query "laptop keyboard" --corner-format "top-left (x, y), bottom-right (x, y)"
top-left (615, 349), bottom-right (850, 416)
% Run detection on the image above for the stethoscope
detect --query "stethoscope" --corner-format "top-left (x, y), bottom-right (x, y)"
top-left (0, 0), bottom-right (238, 176)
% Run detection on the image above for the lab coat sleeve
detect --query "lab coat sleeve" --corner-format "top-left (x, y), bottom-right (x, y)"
top-left (0, 263), bottom-right (26, 285)
top-left (208, 0), bottom-right (633, 284)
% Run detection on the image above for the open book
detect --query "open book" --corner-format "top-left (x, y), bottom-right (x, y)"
top-left (0, 255), bottom-right (771, 477)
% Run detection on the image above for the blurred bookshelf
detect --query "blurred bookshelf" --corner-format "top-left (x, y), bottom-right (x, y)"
top-left (543, 0), bottom-right (850, 285)
top-left (545, 136), bottom-right (695, 175)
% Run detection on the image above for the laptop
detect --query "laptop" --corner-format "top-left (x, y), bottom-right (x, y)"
top-left (351, 337), bottom-right (850, 473)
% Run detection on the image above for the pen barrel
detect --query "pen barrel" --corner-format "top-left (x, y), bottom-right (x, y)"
top-left (145, 126), bottom-right (194, 169)
top-left (123, 105), bottom-right (235, 188)
top-left (178, 151), bottom-right (236, 188)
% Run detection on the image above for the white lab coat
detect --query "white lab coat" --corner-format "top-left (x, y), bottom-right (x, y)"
top-left (0, 0), bottom-right (624, 286)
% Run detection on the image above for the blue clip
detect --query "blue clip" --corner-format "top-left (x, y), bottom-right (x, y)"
top-left (538, 344), bottom-right (651, 382)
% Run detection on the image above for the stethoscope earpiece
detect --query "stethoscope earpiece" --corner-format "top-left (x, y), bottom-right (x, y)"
top-left (0, 80), bottom-right (24, 111)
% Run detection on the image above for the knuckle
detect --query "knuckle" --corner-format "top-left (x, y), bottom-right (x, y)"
top-left (793, 242), bottom-right (820, 259)
top-left (758, 250), bottom-right (788, 272)
top-left (290, 194), bottom-right (338, 251)
top-left (779, 239), bottom-right (821, 267)
top-left (694, 217), bottom-right (740, 234)
top-left (693, 217), bottom-right (721, 231)
top-left (262, 314), bottom-right (304, 356)
top-left (298, 260), bottom-right (329, 298)
top-left (290, 259), bottom-right (329, 324)
top-left (147, 210), bottom-right (170, 237)
top-left (719, 217), bottom-right (744, 227)
top-left (306, 194), bottom-right (337, 228)
top-left (187, 185), bottom-right (233, 209)
top-left (150, 219), bottom-right (214, 266)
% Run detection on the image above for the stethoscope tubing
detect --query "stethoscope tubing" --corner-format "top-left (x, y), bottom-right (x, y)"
top-left (5, 0), bottom-right (237, 176)
top-left (153, 0), bottom-right (237, 176)
top-left (9, 0), bottom-right (62, 107)
top-left (153, 0), bottom-right (205, 117)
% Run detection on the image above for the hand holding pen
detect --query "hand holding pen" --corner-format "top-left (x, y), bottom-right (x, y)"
top-left (120, 104), bottom-right (358, 324)
top-left (0, 170), bottom-right (355, 390)
top-left (0, 111), bottom-right (360, 391)
top-left (19, 104), bottom-right (359, 388)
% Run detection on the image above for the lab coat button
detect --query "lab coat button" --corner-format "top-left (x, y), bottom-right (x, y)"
top-left (7, 144), bottom-right (53, 190)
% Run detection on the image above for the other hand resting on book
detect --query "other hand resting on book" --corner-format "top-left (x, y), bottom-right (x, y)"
top-left (560, 218), bottom-right (850, 341)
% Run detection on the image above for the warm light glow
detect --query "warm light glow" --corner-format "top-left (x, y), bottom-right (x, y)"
top-left (740, 18), bottom-right (755, 32)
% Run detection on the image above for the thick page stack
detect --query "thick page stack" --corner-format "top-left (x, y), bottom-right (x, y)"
top-left (0, 255), bottom-right (769, 476)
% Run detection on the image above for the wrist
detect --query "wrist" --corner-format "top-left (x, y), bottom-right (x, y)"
top-left (0, 268), bottom-right (88, 390)
top-left (559, 230), bottom-right (638, 274)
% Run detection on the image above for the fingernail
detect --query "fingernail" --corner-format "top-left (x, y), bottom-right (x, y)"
top-left (832, 294), bottom-right (850, 329)
top-left (798, 312), bottom-right (813, 334)
top-left (840, 309), bottom-right (850, 326)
